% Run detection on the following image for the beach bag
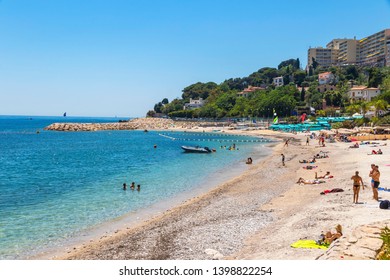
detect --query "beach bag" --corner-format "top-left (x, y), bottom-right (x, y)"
top-left (379, 200), bottom-right (390, 209)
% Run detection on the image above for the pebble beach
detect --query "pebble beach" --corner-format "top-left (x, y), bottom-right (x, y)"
top-left (38, 118), bottom-right (390, 260)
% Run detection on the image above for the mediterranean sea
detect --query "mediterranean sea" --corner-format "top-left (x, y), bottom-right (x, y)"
top-left (0, 115), bottom-right (271, 259)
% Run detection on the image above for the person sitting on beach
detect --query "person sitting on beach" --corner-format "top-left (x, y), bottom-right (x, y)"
top-left (317, 225), bottom-right (343, 245)
top-left (246, 157), bottom-right (253, 164)
top-left (296, 178), bottom-right (325, 185)
top-left (349, 142), bottom-right (359, 148)
top-left (377, 149), bottom-right (383, 154)
top-left (315, 171), bottom-right (333, 179)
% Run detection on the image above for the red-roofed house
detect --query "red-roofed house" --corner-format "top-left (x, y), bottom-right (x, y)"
top-left (348, 86), bottom-right (381, 102)
top-left (318, 72), bottom-right (335, 85)
top-left (237, 86), bottom-right (266, 98)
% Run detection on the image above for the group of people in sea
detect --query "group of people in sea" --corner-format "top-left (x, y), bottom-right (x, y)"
top-left (221, 143), bottom-right (238, 151)
top-left (123, 182), bottom-right (141, 191)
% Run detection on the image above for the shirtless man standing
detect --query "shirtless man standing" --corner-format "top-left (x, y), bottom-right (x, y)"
top-left (370, 165), bottom-right (380, 201)
top-left (351, 171), bottom-right (364, 204)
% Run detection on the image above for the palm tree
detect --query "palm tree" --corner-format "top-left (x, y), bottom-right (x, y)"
top-left (359, 102), bottom-right (369, 118)
top-left (346, 104), bottom-right (360, 115)
top-left (370, 100), bottom-right (389, 117)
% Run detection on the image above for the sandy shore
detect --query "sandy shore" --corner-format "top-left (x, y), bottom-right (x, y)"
top-left (48, 128), bottom-right (390, 260)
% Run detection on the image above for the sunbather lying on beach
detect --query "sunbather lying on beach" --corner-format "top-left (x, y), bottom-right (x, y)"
top-left (314, 153), bottom-right (329, 159)
top-left (368, 149), bottom-right (383, 155)
top-left (296, 178), bottom-right (325, 185)
top-left (299, 158), bottom-right (316, 163)
top-left (320, 188), bottom-right (344, 195)
top-left (315, 171), bottom-right (333, 179)
top-left (303, 165), bottom-right (317, 170)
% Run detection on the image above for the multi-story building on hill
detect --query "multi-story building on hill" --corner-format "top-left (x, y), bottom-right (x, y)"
top-left (307, 47), bottom-right (333, 67)
top-left (358, 29), bottom-right (390, 67)
top-left (307, 29), bottom-right (390, 68)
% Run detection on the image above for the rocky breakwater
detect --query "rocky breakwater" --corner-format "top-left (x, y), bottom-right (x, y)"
top-left (44, 118), bottom-right (177, 132)
top-left (44, 122), bottom-right (132, 131)
top-left (45, 118), bottom-right (230, 132)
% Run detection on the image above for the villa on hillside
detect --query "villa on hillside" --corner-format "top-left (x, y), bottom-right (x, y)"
top-left (237, 86), bottom-right (266, 98)
top-left (348, 86), bottom-right (381, 102)
top-left (183, 98), bottom-right (205, 110)
top-left (272, 76), bottom-right (284, 87)
top-left (317, 84), bottom-right (336, 93)
top-left (318, 72), bottom-right (336, 85)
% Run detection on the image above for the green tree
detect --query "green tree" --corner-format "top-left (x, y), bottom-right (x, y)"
top-left (345, 104), bottom-right (361, 115)
top-left (368, 68), bottom-right (383, 87)
top-left (162, 98), bottom-right (169, 105)
top-left (154, 102), bottom-right (163, 113)
top-left (359, 102), bottom-right (369, 118)
top-left (311, 58), bottom-right (319, 70)
top-left (295, 58), bottom-right (300, 69)
top-left (182, 82), bottom-right (218, 100)
top-left (146, 110), bottom-right (156, 117)
top-left (293, 70), bottom-right (307, 86)
top-left (308, 66), bottom-right (314, 76)
top-left (370, 99), bottom-right (389, 117)
top-left (215, 92), bottom-right (237, 112)
top-left (162, 99), bottom-right (184, 114)
top-left (300, 87), bottom-right (306, 102)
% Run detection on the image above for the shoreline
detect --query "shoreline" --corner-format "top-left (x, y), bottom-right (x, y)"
top-left (31, 128), bottom-right (278, 260)
top-left (48, 129), bottom-right (304, 260)
top-left (34, 127), bottom-right (390, 260)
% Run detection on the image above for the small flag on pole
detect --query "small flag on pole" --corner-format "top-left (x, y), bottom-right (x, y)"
top-left (273, 108), bottom-right (278, 124)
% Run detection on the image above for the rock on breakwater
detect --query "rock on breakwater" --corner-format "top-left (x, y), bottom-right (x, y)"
top-left (44, 122), bottom-right (136, 132)
top-left (44, 118), bottom-right (230, 132)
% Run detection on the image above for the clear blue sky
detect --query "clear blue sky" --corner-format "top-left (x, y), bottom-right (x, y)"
top-left (1, 0), bottom-right (389, 117)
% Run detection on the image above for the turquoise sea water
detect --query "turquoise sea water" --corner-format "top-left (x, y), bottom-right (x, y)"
top-left (0, 116), bottom-right (271, 259)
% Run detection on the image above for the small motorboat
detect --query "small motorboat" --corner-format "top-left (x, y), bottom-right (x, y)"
top-left (181, 145), bottom-right (212, 153)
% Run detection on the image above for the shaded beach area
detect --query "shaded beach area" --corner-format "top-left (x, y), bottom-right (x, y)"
top-left (41, 121), bottom-right (390, 260)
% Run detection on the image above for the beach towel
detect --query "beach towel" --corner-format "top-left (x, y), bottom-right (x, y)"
top-left (320, 188), bottom-right (344, 195)
top-left (290, 240), bottom-right (329, 250)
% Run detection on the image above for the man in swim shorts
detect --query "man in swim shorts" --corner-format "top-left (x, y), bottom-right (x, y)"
top-left (370, 165), bottom-right (380, 201)
top-left (351, 171), bottom-right (364, 204)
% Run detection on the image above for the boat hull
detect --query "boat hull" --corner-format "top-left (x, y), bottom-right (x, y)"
top-left (181, 146), bottom-right (212, 153)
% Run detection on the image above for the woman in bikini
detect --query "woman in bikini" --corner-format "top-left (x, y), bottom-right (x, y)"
top-left (351, 171), bottom-right (364, 204)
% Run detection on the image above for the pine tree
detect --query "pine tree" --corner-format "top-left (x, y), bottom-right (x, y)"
top-left (300, 87), bottom-right (306, 102)
top-left (296, 58), bottom-right (300, 69)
